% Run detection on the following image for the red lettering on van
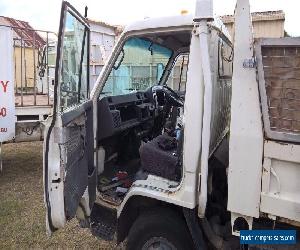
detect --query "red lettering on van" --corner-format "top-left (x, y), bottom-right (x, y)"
top-left (0, 128), bottom-right (7, 132)
top-left (0, 81), bottom-right (9, 93)
top-left (0, 107), bottom-right (6, 117)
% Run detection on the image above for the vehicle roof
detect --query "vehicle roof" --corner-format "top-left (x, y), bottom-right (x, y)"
top-left (123, 14), bottom-right (231, 40)
top-left (123, 14), bottom-right (194, 33)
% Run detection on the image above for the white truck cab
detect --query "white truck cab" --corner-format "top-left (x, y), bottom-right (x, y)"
top-left (44, 1), bottom-right (300, 249)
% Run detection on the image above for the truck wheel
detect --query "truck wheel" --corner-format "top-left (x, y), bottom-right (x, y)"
top-left (126, 208), bottom-right (194, 250)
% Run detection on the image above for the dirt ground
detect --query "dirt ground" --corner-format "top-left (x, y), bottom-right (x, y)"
top-left (0, 141), bottom-right (115, 249)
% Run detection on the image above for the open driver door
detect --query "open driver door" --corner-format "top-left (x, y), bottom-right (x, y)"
top-left (43, 1), bottom-right (96, 233)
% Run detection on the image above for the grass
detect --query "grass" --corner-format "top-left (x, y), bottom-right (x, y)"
top-left (0, 141), bottom-right (115, 249)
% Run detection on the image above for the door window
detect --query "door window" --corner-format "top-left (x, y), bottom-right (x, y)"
top-left (166, 54), bottom-right (189, 91)
top-left (60, 11), bottom-right (89, 111)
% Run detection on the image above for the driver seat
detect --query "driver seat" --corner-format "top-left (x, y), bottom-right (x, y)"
top-left (139, 134), bottom-right (181, 181)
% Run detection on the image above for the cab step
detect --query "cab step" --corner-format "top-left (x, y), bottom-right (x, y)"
top-left (90, 204), bottom-right (117, 241)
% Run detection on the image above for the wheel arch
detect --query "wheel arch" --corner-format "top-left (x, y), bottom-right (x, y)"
top-left (117, 195), bottom-right (186, 244)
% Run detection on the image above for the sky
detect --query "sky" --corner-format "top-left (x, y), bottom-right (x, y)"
top-left (0, 0), bottom-right (299, 36)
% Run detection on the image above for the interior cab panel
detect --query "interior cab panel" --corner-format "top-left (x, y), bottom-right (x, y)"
top-left (97, 91), bottom-right (155, 141)
top-left (96, 88), bottom-right (185, 205)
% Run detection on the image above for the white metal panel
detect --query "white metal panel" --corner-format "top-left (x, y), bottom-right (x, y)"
top-left (264, 140), bottom-right (300, 163)
top-left (260, 141), bottom-right (300, 222)
top-left (182, 28), bottom-right (204, 175)
top-left (118, 171), bottom-right (198, 217)
top-left (123, 15), bottom-right (194, 34)
top-left (43, 118), bottom-right (66, 231)
top-left (195, 0), bottom-right (213, 21)
top-left (0, 27), bottom-right (15, 142)
top-left (227, 0), bottom-right (263, 218)
top-left (197, 20), bottom-right (214, 217)
top-left (260, 194), bottom-right (300, 222)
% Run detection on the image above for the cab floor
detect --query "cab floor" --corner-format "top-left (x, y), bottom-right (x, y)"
top-left (96, 158), bottom-right (146, 205)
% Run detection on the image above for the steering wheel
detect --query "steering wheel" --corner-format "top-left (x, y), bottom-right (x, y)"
top-left (152, 85), bottom-right (184, 107)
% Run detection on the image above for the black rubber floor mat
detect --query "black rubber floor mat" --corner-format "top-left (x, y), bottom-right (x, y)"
top-left (90, 204), bottom-right (117, 241)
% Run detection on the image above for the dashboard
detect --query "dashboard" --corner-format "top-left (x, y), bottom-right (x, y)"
top-left (97, 91), bottom-right (156, 141)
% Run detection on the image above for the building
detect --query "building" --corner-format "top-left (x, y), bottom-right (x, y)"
top-left (0, 16), bottom-right (46, 92)
top-left (88, 19), bottom-right (121, 89)
top-left (220, 10), bottom-right (286, 39)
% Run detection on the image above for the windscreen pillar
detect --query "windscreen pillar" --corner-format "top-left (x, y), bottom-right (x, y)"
top-left (227, 0), bottom-right (263, 233)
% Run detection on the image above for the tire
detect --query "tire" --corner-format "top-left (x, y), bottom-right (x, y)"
top-left (126, 208), bottom-right (194, 250)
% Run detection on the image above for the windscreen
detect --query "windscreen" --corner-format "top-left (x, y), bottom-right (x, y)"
top-left (101, 37), bottom-right (173, 97)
